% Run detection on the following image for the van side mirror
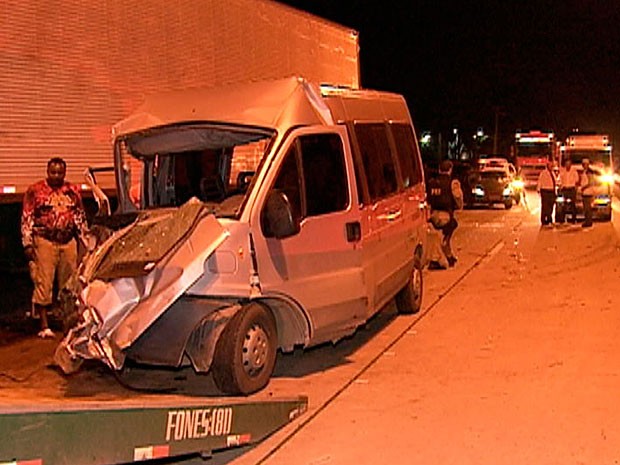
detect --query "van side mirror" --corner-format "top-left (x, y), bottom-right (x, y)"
top-left (261, 190), bottom-right (300, 239)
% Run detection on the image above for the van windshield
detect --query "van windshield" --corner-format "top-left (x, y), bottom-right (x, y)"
top-left (116, 123), bottom-right (275, 218)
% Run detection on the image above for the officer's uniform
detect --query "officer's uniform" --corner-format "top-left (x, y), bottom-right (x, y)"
top-left (537, 167), bottom-right (557, 226)
top-left (427, 172), bottom-right (462, 267)
top-left (558, 164), bottom-right (580, 223)
top-left (580, 166), bottom-right (595, 227)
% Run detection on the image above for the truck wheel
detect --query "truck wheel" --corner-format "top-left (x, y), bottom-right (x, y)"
top-left (212, 302), bottom-right (277, 395)
top-left (395, 260), bottom-right (423, 315)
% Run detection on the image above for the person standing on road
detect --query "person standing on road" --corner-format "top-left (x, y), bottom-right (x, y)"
top-left (426, 160), bottom-right (463, 269)
top-left (558, 158), bottom-right (580, 223)
top-left (536, 160), bottom-right (557, 226)
top-left (580, 158), bottom-right (595, 228)
top-left (21, 157), bottom-right (89, 338)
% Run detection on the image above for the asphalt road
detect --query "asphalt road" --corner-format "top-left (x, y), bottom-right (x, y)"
top-left (2, 190), bottom-right (620, 464)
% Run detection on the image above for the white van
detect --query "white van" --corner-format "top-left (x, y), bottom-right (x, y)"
top-left (56, 77), bottom-right (428, 394)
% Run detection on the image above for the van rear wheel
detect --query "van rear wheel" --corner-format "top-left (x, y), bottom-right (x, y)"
top-left (395, 260), bottom-right (423, 314)
top-left (212, 302), bottom-right (277, 395)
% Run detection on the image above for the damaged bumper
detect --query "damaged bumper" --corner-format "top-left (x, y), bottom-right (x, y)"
top-left (55, 199), bottom-right (229, 374)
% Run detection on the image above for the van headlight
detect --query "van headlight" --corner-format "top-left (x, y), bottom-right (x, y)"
top-left (473, 186), bottom-right (485, 197)
top-left (502, 186), bottom-right (512, 197)
top-left (511, 179), bottom-right (525, 190)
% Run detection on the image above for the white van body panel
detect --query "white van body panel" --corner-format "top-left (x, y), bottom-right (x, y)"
top-left (249, 125), bottom-right (366, 346)
top-left (187, 220), bottom-right (255, 298)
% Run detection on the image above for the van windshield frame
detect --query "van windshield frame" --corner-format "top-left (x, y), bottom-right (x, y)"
top-left (114, 122), bottom-right (275, 218)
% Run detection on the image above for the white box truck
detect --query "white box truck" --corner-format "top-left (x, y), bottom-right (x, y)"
top-left (0, 0), bottom-right (360, 268)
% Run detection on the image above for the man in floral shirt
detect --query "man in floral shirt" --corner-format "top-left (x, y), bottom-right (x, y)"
top-left (21, 157), bottom-right (88, 338)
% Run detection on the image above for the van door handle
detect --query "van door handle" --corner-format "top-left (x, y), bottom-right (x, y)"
top-left (377, 210), bottom-right (402, 221)
top-left (346, 221), bottom-right (361, 242)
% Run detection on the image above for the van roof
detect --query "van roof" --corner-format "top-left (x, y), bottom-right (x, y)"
top-left (320, 85), bottom-right (411, 123)
top-left (112, 76), bottom-right (412, 139)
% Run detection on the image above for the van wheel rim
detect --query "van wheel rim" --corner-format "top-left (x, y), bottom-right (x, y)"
top-left (242, 324), bottom-right (269, 376)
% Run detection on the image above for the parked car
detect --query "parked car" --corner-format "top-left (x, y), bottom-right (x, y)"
top-left (467, 169), bottom-right (514, 209)
top-left (478, 157), bottom-right (517, 177)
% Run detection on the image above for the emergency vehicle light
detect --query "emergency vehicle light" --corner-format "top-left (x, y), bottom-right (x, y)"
top-left (2, 186), bottom-right (16, 194)
top-left (517, 136), bottom-right (553, 143)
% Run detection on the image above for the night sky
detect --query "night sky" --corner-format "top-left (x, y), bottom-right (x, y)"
top-left (279, 0), bottom-right (620, 152)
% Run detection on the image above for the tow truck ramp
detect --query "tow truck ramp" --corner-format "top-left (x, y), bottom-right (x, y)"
top-left (0, 396), bottom-right (307, 465)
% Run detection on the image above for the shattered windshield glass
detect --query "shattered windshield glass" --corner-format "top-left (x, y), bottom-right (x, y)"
top-left (116, 123), bottom-right (274, 217)
top-left (91, 199), bottom-right (208, 280)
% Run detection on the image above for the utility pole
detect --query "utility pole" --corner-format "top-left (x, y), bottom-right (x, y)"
top-left (493, 106), bottom-right (500, 155)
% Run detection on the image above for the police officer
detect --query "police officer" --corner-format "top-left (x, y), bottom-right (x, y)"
top-left (536, 160), bottom-right (557, 226)
top-left (558, 158), bottom-right (580, 223)
top-left (580, 158), bottom-right (595, 228)
top-left (426, 160), bottom-right (463, 268)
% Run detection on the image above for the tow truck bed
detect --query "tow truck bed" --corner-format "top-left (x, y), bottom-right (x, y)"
top-left (0, 337), bottom-right (307, 465)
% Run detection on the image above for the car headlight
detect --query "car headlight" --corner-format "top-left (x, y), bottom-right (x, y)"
top-left (502, 186), bottom-right (512, 197)
top-left (594, 195), bottom-right (611, 206)
top-left (511, 179), bottom-right (525, 189)
top-left (599, 173), bottom-right (615, 185)
top-left (473, 186), bottom-right (485, 196)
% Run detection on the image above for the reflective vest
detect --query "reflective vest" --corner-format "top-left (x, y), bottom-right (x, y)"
top-left (427, 173), bottom-right (455, 213)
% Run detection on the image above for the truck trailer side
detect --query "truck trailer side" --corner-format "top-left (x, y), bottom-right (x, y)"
top-left (0, 0), bottom-right (360, 269)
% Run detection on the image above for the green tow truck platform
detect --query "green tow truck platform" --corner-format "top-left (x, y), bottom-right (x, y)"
top-left (0, 339), bottom-right (307, 465)
top-left (0, 396), bottom-right (306, 465)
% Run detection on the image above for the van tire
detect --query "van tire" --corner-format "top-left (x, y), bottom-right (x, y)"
top-left (212, 302), bottom-right (277, 395)
top-left (395, 261), bottom-right (423, 315)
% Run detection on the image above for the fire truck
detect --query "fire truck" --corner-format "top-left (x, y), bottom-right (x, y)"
top-left (513, 130), bottom-right (558, 188)
top-left (558, 132), bottom-right (614, 221)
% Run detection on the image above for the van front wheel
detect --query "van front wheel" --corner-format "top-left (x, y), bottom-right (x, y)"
top-left (212, 302), bottom-right (277, 395)
top-left (395, 261), bottom-right (423, 315)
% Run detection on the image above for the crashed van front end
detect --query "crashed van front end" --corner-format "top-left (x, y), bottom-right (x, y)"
top-left (55, 200), bottom-right (229, 374)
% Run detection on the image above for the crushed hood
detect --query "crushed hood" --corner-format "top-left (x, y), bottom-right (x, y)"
top-left (59, 198), bottom-right (229, 370)
top-left (86, 199), bottom-right (213, 281)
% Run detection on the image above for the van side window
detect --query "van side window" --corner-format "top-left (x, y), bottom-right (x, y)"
top-left (390, 123), bottom-right (422, 188)
top-left (300, 134), bottom-right (348, 216)
top-left (269, 133), bottom-right (348, 225)
top-left (353, 123), bottom-right (398, 201)
top-left (272, 144), bottom-right (303, 222)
